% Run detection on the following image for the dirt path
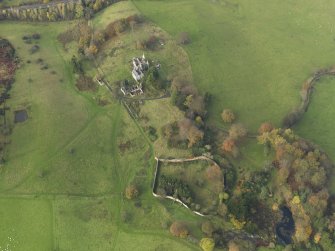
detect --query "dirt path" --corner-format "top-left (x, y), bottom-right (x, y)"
top-left (120, 91), bottom-right (170, 101)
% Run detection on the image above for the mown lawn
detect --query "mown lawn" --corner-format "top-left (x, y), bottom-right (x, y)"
top-left (133, 0), bottom-right (335, 132)
top-left (0, 199), bottom-right (53, 251)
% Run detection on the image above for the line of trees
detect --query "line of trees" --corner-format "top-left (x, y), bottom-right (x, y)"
top-left (59, 15), bottom-right (143, 58)
top-left (0, 38), bottom-right (18, 163)
top-left (0, 0), bottom-right (119, 21)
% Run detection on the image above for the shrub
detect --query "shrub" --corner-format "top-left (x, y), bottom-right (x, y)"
top-left (217, 203), bottom-right (228, 217)
top-left (191, 146), bottom-right (206, 156)
top-left (227, 192), bottom-right (259, 224)
top-left (171, 88), bottom-right (187, 111)
top-left (75, 75), bottom-right (96, 92)
top-left (30, 45), bottom-right (40, 54)
top-left (147, 126), bottom-right (158, 141)
top-left (229, 123), bottom-right (247, 140)
top-left (199, 238), bottom-right (215, 251)
top-left (178, 32), bottom-right (191, 45)
top-left (125, 184), bottom-right (139, 200)
top-left (161, 122), bottom-right (178, 139)
top-left (92, 31), bottom-right (105, 46)
top-left (121, 210), bottom-right (131, 223)
top-left (201, 221), bottom-right (214, 236)
top-left (145, 35), bottom-right (159, 50)
top-left (40, 64), bottom-right (49, 70)
top-left (258, 122), bottom-right (274, 134)
top-left (24, 39), bottom-right (32, 44)
top-left (222, 138), bottom-right (238, 157)
top-left (300, 81), bottom-right (313, 101)
top-left (161, 220), bottom-right (170, 229)
top-left (32, 33), bottom-right (41, 40)
top-left (36, 58), bottom-right (44, 64)
top-left (221, 109), bottom-right (235, 123)
top-left (185, 95), bottom-right (206, 116)
top-left (206, 165), bottom-right (222, 182)
top-left (187, 235), bottom-right (199, 244)
top-left (114, 19), bottom-right (128, 34)
top-left (22, 35), bottom-right (30, 40)
top-left (219, 192), bottom-right (229, 203)
top-left (170, 221), bottom-right (189, 238)
top-left (178, 118), bottom-right (204, 148)
top-left (126, 14), bottom-right (144, 24)
top-left (71, 56), bottom-right (83, 74)
top-left (105, 24), bottom-right (116, 39)
top-left (85, 44), bottom-right (98, 57)
top-left (228, 241), bottom-right (240, 251)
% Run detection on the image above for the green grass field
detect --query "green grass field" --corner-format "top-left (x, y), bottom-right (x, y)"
top-left (0, 22), bottom-right (124, 196)
top-left (0, 2), bottom-right (201, 250)
top-left (2, 0), bottom-right (335, 250)
top-left (0, 199), bottom-right (53, 250)
top-left (133, 0), bottom-right (335, 132)
top-left (133, 0), bottom-right (335, 186)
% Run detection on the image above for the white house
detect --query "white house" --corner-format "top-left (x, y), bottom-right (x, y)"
top-left (131, 53), bottom-right (149, 82)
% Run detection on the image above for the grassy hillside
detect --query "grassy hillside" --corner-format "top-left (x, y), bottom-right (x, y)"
top-left (0, 22), bottom-right (105, 193)
top-left (133, 0), bottom-right (335, 132)
top-left (0, 2), bottom-right (200, 249)
top-left (2, 0), bottom-right (335, 250)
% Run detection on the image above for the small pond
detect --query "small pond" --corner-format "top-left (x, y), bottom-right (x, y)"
top-left (14, 109), bottom-right (28, 123)
top-left (275, 206), bottom-right (295, 245)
